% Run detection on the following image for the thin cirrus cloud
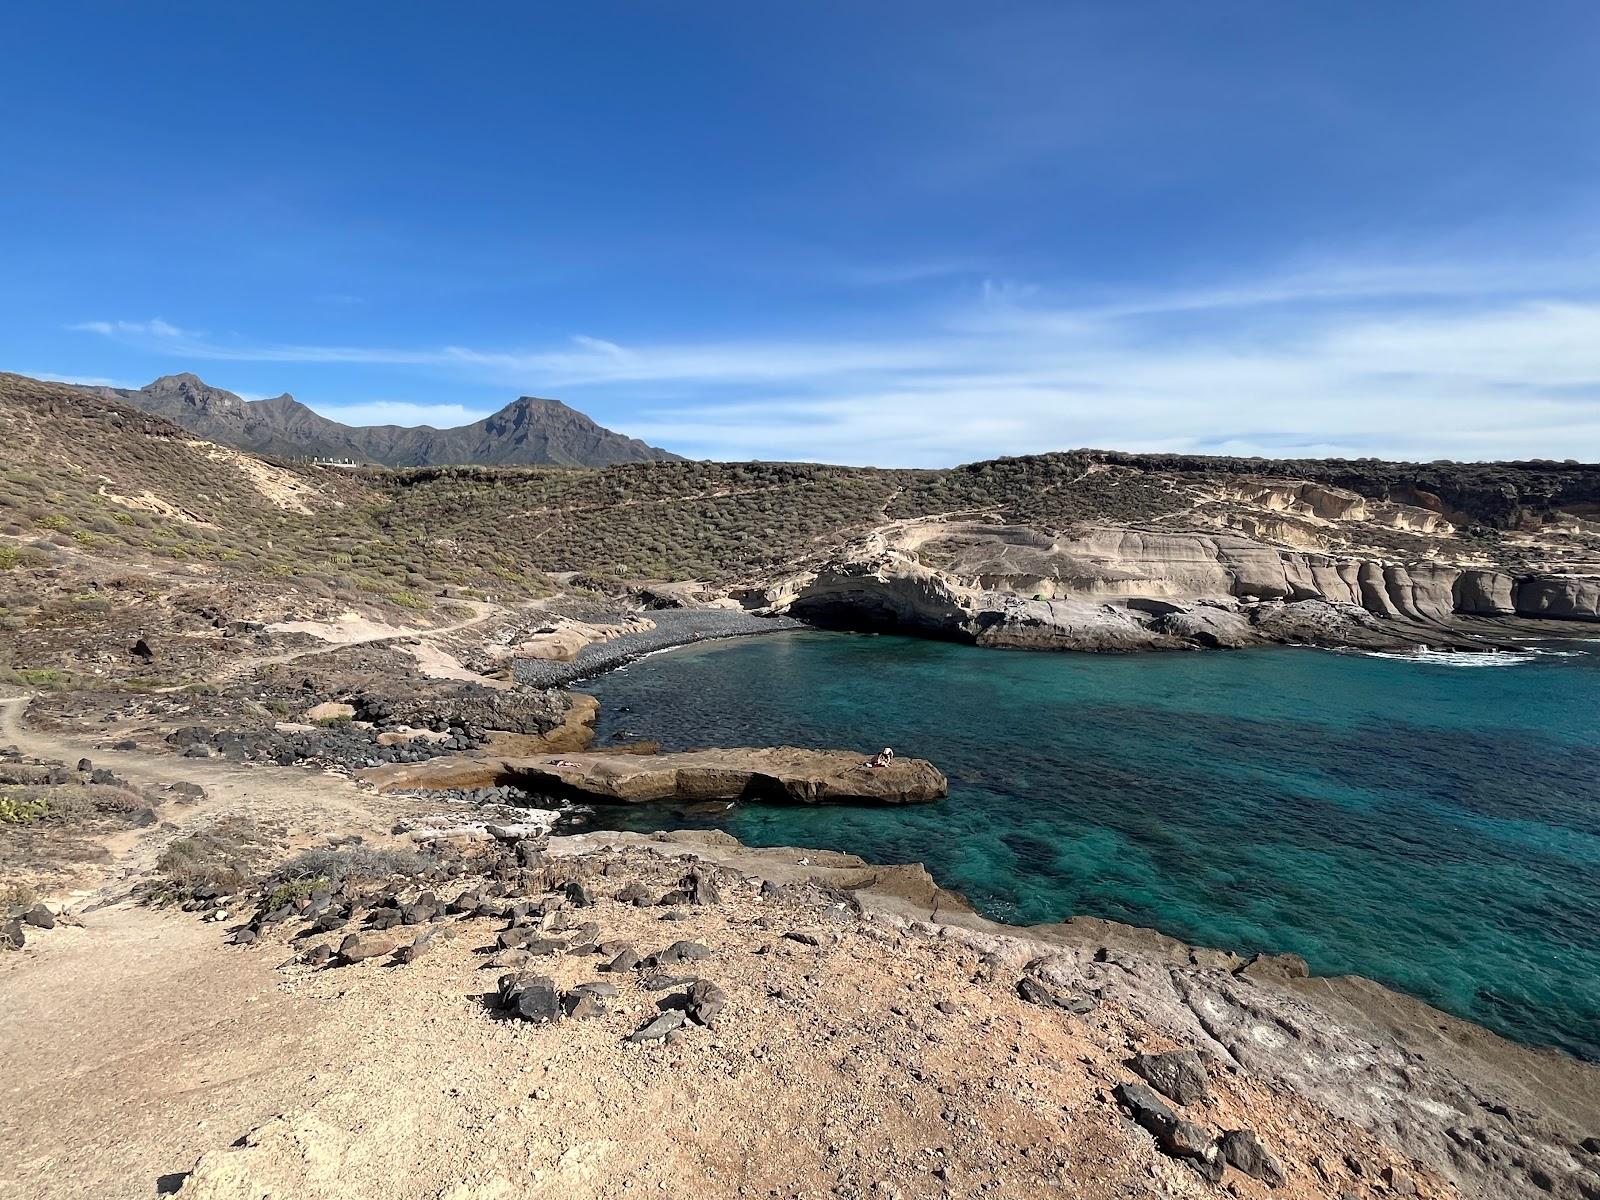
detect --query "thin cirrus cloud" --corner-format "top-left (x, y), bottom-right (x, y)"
top-left (316, 400), bottom-right (484, 428)
top-left (69, 256), bottom-right (1600, 466)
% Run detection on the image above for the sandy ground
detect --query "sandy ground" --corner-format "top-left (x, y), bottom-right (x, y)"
top-left (0, 846), bottom-right (1438, 1200)
top-left (0, 905), bottom-right (316, 1198)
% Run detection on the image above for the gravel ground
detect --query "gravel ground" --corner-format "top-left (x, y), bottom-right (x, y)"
top-left (512, 609), bottom-right (803, 687)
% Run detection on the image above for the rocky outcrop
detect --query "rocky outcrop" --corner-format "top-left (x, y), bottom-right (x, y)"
top-left (1219, 478), bottom-right (1369, 521)
top-left (780, 521), bottom-right (1600, 651)
top-left (354, 684), bottom-right (583, 738)
top-left (1218, 479), bottom-right (1453, 535)
top-left (1517, 575), bottom-right (1600, 621)
top-left (572, 830), bottom-right (1600, 1200)
top-left (365, 747), bottom-right (948, 805)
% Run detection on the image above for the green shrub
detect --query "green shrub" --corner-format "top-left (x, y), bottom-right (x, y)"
top-left (0, 667), bottom-right (70, 688)
top-left (387, 589), bottom-right (430, 611)
top-left (265, 876), bottom-right (327, 909)
top-left (0, 792), bottom-right (49, 823)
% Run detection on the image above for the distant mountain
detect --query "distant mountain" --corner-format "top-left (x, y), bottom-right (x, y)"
top-left (81, 373), bottom-right (682, 468)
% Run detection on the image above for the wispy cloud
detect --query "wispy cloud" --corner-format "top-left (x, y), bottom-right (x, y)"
top-left (69, 255), bottom-right (1600, 464)
top-left (33, 371), bottom-right (136, 388)
top-left (69, 318), bottom-right (192, 339)
top-left (317, 400), bottom-right (484, 428)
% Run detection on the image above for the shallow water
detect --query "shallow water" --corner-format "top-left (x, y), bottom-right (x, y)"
top-left (580, 630), bottom-right (1600, 1061)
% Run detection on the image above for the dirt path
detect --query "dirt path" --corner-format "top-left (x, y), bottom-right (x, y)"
top-left (0, 903), bottom-right (324, 1200)
top-left (0, 692), bottom-right (434, 1199)
top-left (209, 598), bottom-right (502, 685)
top-left (0, 695), bottom-right (392, 898)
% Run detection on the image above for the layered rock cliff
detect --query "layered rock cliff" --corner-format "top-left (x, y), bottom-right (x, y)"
top-left (771, 521), bottom-right (1600, 652)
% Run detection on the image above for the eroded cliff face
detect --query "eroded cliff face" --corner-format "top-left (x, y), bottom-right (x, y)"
top-left (778, 520), bottom-right (1600, 652)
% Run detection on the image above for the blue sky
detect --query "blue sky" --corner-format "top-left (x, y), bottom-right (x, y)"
top-left (4, 3), bottom-right (1600, 465)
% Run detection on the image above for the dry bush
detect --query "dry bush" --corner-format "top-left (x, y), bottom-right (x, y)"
top-left (154, 817), bottom-right (274, 892)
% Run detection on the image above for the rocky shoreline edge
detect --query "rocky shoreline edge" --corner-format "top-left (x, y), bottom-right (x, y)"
top-left (511, 598), bottom-right (1600, 686)
top-left (5, 700), bottom-right (1597, 1199)
top-left (512, 608), bottom-right (805, 688)
top-left (553, 826), bottom-right (1600, 1200)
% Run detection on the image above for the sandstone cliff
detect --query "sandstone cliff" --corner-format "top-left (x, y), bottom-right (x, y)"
top-left (772, 520), bottom-right (1600, 652)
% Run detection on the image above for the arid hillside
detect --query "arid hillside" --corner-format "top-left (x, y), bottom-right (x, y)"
top-left (6, 370), bottom-right (1600, 680)
top-left (10, 371), bottom-right (1600, 590)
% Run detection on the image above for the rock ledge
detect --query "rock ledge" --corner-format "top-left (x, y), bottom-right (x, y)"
top-left (365, 746), bottom-right (948, 805)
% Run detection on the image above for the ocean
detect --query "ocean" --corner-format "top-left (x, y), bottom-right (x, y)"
top-left (580, 629), bottom-right (1600, 1061)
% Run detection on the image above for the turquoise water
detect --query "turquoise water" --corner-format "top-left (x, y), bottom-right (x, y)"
top-left (580, 631), bottom-right (1600, 1061)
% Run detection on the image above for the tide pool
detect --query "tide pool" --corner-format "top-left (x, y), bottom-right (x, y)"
top-left (580, 630), bottom-right (1600, 1060)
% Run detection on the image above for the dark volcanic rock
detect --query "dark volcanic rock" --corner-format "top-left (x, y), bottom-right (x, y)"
top-left (1219, 1129), bottom-right (1287, 1187)
top-left (640, 973), bottom-right (696, 991)
top-left (644, 940), bottom-right (710, 969)
top-left (614, 880), bottom-right (654, 906)
top-left (1129, 1049), bottom-right (1212, 1106)
top-left (1158, 1119), bottom-right (1215, 1160)
top-left (22, 904), bottom-right (55, 930)
top-left (336, 934), bottom-right (384, 964)
top-left (1116, 1081), bottom-right (1223, 1179)
top-left (1114, 1081), bottom-right (1178, 1136)
top-left (499, 972), bottom-right (561, 1023)
top-left (1017, 975), bottom-right (1095, 1014)
top-left (686, 980), bottom-right (727, 1027)
top-left (564, 880), bottom-right (594, 908)
top-left (684, 868), bottom-right (720, 906)
top-left (562, 990), bottom-right (605, 1020)
top-left (600, 946), bottom-right (641, 973)
top-left (392, 935), bottom-right (432, 964)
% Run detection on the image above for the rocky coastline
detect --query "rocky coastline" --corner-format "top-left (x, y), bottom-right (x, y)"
top-left (365, 745), bottom-right (949, 806)
top-left (513, 608), bottom-right (804, 687)
top-left (557, 828), bottom-right (1600, 1200)
top-left (6, 623), bottom-right (1600, 1198)
top-left (754, 521), bottom-right (1600, 654)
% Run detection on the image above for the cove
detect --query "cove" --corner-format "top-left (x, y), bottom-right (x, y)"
top-left (579, 629), bottom-right (1600, 1062)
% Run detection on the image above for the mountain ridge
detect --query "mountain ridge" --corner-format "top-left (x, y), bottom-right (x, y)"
top-left (79, 373), bottom-right (683, 468)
